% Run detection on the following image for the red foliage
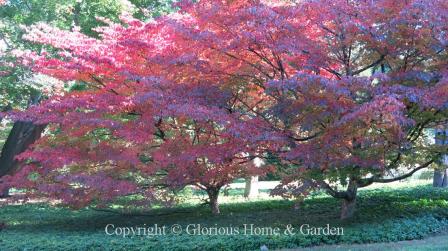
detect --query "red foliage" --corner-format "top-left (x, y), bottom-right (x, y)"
top-left (3, 0), bottom-right (448, 207)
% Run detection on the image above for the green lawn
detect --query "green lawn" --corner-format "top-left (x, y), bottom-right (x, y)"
top-left (1, 182), bottom-right (448, 250)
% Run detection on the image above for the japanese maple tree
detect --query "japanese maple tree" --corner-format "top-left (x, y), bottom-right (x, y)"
top-left (153, 0), bottom-right (448, 218)
top-left (1, 12), bottom-right (268, 213)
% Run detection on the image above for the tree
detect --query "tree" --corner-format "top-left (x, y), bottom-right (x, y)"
top-left (3, 0), bottom-right (448, 218)
top-left (265, 0), bottom-right (448, 219)
top-left (1, 12), bottom-right (267, 213)
top-left (152, 0), bottom-right (447, 219)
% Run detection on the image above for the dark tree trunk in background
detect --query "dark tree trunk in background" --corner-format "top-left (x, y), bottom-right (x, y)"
top-left (0, 95), bottom-right (44, 197)
top-left (0, 121), bottom-right (45, 197)
top-left (0, 186), bottom-right (9, 198)
top-left (244, 176), bottom-right (259, 199)
top-left (340, 179), bottom-right (358, 220)
top-left (206, 187), bottom-right (221, 215)
top-left (433, 169), bottom-right (448, 188)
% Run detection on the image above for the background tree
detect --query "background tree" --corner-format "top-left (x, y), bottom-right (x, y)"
top-left (1, 12), bottom-right (268, 213)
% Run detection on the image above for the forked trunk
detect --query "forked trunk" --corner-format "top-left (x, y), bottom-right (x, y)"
top-left (206, 187), bottom-right (221, 215)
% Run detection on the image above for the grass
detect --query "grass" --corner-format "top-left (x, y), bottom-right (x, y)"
top-left (1, 181), bottom-right (448, 250)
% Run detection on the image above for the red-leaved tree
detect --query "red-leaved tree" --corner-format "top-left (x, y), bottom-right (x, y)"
top-left (1, 13), bottom-right (270, 213)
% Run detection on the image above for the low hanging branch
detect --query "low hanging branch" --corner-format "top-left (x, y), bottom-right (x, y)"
top-left (358, 158), bottom-right (437, 188)
top-left (319, 158), bottom-right (436, 197)
top-left (369, 159), bottom-right (436, 184)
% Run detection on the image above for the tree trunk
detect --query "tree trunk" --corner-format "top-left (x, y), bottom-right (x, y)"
top-left (244, 176), bottom-right (259, 199)
top-left (340, 179), bottom-right (358, 220)
top-left (433, 169), bottom-right (448, 188)
top-left (0, 186), bottom-right (9, 198)
top-left (341, 197), bottom-right (357, 220)
top-left (0, 121), bottom-right (45, 197)
top-left (206, 187), bottom-right (221, 215)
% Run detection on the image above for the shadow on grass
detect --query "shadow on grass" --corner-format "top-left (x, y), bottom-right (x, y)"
top-left (1, 185), bottom-right (448, 250)
top-left (4, 185), bottom-right (448, 229)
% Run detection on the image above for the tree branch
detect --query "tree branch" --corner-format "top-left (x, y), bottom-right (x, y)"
top-left (317, 181), bottom-right (349, 199)
top-left (358, 158), bottom-right (436, 188)
top-left (352, 55), bottom-right (386, 75)
top-left (372, 159), bottom-right (435, 183)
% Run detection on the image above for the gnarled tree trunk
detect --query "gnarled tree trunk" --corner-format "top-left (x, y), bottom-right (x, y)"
top-left (206, 187), bottom-right (221, 215)
top-left (340, 179), bottom-right (358, 220)
top-left (322, 178), bottom-right (359, 220)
